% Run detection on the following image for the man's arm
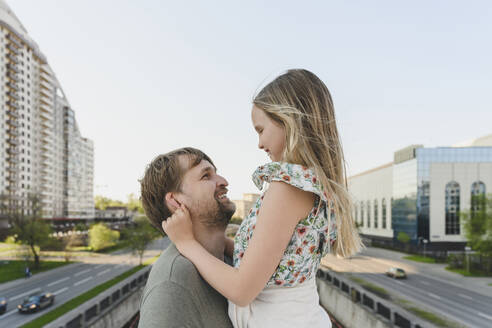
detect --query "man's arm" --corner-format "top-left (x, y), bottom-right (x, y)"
top-left (139, 281), bottom-right (202, 328)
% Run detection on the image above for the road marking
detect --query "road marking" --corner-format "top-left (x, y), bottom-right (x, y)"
top-left (2, 308), bottom-right (17, 318)
top-left (94, 264), bottom-right (105, 270)
top-left (458, 293), bottom-right (473, 300)
top-left (419, 281), bottom-right (430, 285)
top-left (10, 288), bottom-right (41, 301)
top-left (74, 276), bottom-right (92, 286)
top-left (478, 312), bottom-right (492, 320)
top-left (74, 268), bottom-right (91, 277)
top-left (427, 292), bottom-right (442, 300)
top-left (48, 277), bottom-right (70, 287)
top-left (393, 280), bottom-right (404, 285)
top-left (54, 287), bottom-right (69, 295)
top-left (97, 268), bottom-right (111, 276)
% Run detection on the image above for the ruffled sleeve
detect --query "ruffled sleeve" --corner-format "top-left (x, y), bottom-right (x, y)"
top-left (252, 162), bottom-right (328, 202)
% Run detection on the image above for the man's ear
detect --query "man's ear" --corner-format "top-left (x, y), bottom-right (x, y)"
top-left (165, 192), bottom-right (181, 212)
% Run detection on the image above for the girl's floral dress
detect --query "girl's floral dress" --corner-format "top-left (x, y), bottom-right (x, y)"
top-left (233, 162), bottom-right (337, 288)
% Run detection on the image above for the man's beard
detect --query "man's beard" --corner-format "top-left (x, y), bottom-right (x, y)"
top-left (189, 196), bottom-right (235, 229)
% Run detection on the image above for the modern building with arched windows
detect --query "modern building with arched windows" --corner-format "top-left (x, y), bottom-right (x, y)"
top-left (348, 133), bottom-right (492, 251)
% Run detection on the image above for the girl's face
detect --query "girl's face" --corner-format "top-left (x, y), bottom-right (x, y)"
top-left (251, 105), bottom-right (286, 162)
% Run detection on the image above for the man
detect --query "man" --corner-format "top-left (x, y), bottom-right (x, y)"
top-left (139, 147), bottom-right (235, 328)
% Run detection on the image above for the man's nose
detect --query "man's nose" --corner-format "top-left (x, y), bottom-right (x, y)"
top-left (216, 174), bottom-right (228, 187)
top-left (258, 139), bottom-right (264, 150)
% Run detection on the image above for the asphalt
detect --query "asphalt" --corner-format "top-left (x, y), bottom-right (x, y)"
top-left (322, 247), bottom-right (492, 328)
top-left (0, 238), bottom-right (170, 328)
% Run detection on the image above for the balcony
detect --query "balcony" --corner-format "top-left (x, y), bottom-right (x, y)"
top-left (6, 63), bottom-right (19, 73)
top-left (7, 53), bottom-right (19, 64)
top-left (6, 119), bottom-right (20, 127)
top-left (7, 72), bottom-right (19, 82)
top-left (41, 79), bottom-right (52, 90)
top-left (7, 127), bottom-right (19, 137)
top-left (7, 108), bottom-right (20, 118)
top-left (6, 44), bottom-right (19, 55)
top-left (41, 119), bottom-right (54, 129)
top-left (7, 82), bottom-right (19, 91)
top-left (7, 147), bottom-right (19, 155)
top-left (40, 97), bottom-right (54, 107)
top-left (40, 101), bottom-right (53, 112)
top-left (6, 101), bottom-right (19, 110)
top-left (7, 34), bottom-right (22, 47)
top-left (40, 87), bottom-right (52, 99)
top-left (7, 156), bottom-right (19, 164)
top-left (39, 110), bottom-right (51, 121)
top-left (7, 137), bottom-right (19, 145)
top-left (6, 165), bottom-right (19, 173)
top-left (7, 91), bottom-right (20, 100)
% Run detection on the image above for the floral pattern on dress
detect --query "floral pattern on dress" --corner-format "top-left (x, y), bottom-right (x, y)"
top-left (233, 162), bottom-right (337, 287)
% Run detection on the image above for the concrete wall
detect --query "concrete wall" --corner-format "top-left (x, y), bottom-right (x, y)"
top-left (90, 288), bottom-right (142, 328)
top-left (316, 268), bottom-right (437, 328)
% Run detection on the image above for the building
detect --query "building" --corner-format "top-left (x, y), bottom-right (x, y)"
top-left (349, 135), bottom-right (492, 251)
top-left (0, 1), bottom-right (94, 226)
top-left (232, 193), bottom-right (260, 219)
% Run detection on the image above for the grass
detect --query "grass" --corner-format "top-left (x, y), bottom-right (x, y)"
top-left (395, 298), bottom-right (465, 328)
top-left (20, 264), bottom-right (147, 328)
top-left (0, 260), bottom-right (72, 284)
top-left (94, 240), bottom-right (130, 254)
top-left (488, 283), bottom-right (492, 286)
top-left (403, 255), bottom-right (436, 263)
top-left (445, 266), bottom-right (492, 277)
top-left (348, 276), bottom-right (391, 299)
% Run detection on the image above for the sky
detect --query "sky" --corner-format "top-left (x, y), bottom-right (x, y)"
top-left (8, 1), bottom-right (492, 202)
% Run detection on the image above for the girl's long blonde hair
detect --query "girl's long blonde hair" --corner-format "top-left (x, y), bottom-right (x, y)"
top-left (253, 69), bottom-right (363, 257)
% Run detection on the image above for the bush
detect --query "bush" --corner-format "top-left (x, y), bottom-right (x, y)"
top-left (89, 223), bottom-right (120, 251)
top-left (5, 235), bottom-right (18, 245)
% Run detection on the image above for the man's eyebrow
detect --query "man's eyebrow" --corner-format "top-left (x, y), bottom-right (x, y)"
top-left (199, 166), bottom-right (216, 176)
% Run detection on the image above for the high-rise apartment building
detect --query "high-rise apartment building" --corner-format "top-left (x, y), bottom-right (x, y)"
top-left (0, 1), bottom-right (94, 226)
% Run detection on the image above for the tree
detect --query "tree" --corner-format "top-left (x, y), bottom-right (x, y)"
top-left (126, 193), bottom-right (144, 213)
top-left (10, 194), bottom-right (52, 269)
top-left (89, 223), bottom-right (120, 251)
top-left (94, 195), bottom-right (125, 210)
top-left (462, 194), bottom-right (492, 257)
top-left (397, 231), bottom-right (411, 244)
top-left (123, 216), bottom-right (160, 265)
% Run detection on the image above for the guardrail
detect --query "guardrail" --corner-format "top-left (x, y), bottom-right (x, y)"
top-left (46, 266), bottom-right (151, 328)
top-left (317, 268), bottom-right (438, 328)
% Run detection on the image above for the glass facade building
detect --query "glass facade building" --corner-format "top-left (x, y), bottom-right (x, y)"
top-left (392, 147), bottom-right (492, 244)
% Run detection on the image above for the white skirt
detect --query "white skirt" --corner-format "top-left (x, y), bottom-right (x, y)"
top-left (228, 278), bottom-right (331, 328)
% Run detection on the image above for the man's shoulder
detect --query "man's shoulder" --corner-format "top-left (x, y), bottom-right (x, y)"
top-left (148, 243), bottom-right (201, 288)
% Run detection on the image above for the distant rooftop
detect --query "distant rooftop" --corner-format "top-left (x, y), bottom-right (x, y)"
top-left (452, 133), bottom-right (492, 147)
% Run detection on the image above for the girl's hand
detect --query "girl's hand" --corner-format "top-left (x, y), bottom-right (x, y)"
top-left (162, 204), bottom-right (196, 252)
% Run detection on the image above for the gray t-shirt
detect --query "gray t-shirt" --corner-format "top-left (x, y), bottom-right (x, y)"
top-left (139, 243), bottom-right (233, 328)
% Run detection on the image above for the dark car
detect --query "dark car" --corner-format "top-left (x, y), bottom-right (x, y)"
top-left (0, 297), bottom-right (6, 315)
top-left (17, 292), bottom-right (55, 313)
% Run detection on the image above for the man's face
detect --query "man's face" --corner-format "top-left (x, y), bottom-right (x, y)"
top-left (176, 157), bottom-right (236, 228)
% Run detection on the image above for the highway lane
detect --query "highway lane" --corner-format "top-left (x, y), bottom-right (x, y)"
top-left (323, 252), bottom-right (492, 328)
top-left (0, 238), bottom-right (169, 327)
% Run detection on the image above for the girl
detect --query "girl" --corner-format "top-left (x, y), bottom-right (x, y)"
top-left (163, 69), bottom-right (363, 327)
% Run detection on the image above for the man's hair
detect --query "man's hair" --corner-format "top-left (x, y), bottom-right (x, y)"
top-left (140, 147), bottom-right (215, 235)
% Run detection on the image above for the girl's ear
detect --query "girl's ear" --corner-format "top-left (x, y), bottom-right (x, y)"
top-left (165, 192), bottom-right (181, 212)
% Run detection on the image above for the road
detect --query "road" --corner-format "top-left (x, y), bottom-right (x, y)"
top-left (322, 248), bottom-right (492, 328)
top-left (0, 238), bottom-right (170, 328)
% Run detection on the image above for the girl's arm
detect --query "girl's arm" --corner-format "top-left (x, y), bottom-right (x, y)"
top-left (163, 181), bottom-right (315, 307)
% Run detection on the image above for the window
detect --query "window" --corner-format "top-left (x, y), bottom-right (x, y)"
top-left (374, 199), bottom-right (378, 229)
top-left (445, 181), bottom-right (460, 235)
top-left (360, 201), bottom-right (364, 227)
top-left (382, 198), bottom-right (387, 229)
top-left (471, 181), bottom-right (486, 217)
top-left (367, 201), bottom-right (371, 228)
